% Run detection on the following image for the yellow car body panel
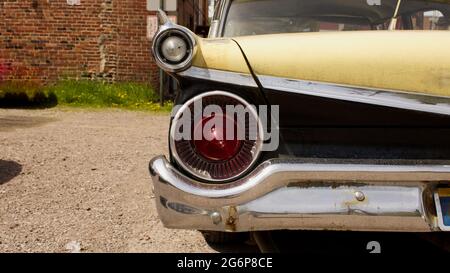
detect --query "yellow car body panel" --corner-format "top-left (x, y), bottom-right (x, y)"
top-left (194, 31), bottom-right (450, 97)
top-left (192, 38), bottom-right (251, 75)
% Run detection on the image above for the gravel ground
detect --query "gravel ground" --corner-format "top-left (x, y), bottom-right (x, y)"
top-left (0, 108), bottom-right (214, 253)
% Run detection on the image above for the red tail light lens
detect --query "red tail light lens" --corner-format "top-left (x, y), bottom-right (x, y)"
top-left (170, 91), bottom-right (263, 183)
top-left (193, 114), bottom-right (242, 161)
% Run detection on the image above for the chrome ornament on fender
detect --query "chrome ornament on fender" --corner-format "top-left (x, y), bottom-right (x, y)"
top-left (152, 10), bottom-right (197, 73)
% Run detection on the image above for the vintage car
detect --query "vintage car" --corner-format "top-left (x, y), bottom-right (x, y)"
top-left (149, 0), bottom-right (450, 245)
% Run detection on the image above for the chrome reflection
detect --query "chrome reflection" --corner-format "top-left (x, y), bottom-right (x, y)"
top-left (241, 186), bottom-right (421, 216)
top-left (258, 74), bottom-right (450, 116)
top-left (179, 66), bottom-right (257, 87)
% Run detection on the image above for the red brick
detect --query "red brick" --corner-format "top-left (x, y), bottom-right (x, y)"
top-left (0, 0), bottom-right (159, 87)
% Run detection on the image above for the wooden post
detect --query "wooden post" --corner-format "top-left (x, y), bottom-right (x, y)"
top-left (203, 0), bottom-right (208, 25)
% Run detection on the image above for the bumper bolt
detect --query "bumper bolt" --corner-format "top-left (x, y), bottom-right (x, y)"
top-left (355, 191), bottom-right (365, 201)
top-left (210, 212), bottom-right (222, 225)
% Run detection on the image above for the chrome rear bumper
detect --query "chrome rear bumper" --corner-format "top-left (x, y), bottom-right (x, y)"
top-left (149, 156), bottom-right (450, 232)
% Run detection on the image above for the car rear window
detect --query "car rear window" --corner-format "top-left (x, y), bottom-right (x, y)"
top-left (223, 0), bottom-right (450, 37)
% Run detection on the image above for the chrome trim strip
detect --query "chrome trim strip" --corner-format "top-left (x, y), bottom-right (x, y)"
top-left (149, 156), bottom-right (450, 232)
top-left (259, 74), bottom-right (450, 116)
top-left (179, 66), bottom-right (257, 87)
top-left (178, 66), bottom-right (450, 116)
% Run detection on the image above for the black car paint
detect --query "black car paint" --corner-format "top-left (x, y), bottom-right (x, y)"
top-left (172, 73), bottom-right (450, 177)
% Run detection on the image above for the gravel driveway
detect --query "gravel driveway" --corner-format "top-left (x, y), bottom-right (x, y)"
top-left (0, 108), bottom-right (214, 253)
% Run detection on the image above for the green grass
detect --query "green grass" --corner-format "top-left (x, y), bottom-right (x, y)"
top-left (0, 80), bottom-right (173, 112)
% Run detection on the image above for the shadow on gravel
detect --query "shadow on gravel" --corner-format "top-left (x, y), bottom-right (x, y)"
top-left (271, 230), bottom-right (450, 254)
top-left (0, 160), bottom-right (22, 185)
top-left (206, 231), bottom-right (450, 254)
top-left (207, 242), bottom-right (260, 253)
top-left (0, 115), bottom-right (56, 132)
top-left (0, 92), bottom-right (57, 109)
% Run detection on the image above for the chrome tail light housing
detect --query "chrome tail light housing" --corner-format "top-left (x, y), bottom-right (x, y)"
top-left (170, 91), bottom-right (263, 183)
top-left (152, 10), bottom-right (197, 73)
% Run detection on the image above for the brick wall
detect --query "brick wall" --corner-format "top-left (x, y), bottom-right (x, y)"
top-left (116, 0), bottom-right (159, 84)
top-left (0, 0), bottom-right (158, 86)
